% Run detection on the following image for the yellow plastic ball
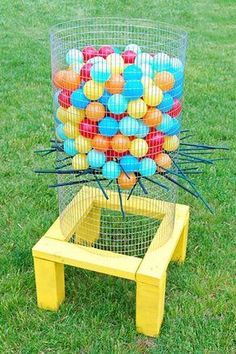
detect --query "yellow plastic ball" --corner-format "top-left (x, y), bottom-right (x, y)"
top-left (67, 106), bottom-right (85, 124)
top-left (143, 86), bottom-right (163, 106)
top-left (63, 122), bottom-right (80, 139)
top-left (127, 98), bottom-right (147, 119)
top-left (130, 138), bottom-right (148, 158)
top-left (106, 53), bottom-right (124, 74)
top-left (83, 80), bottom-right (104, 100)
top-left (141, 76), bottom-right (154, 89)
top-left (74, 135), bottom-right (92, 153)
top-left (57, 106), bottom-right (68, 123)
top-left (72, 154), bottom-right (89, 170)
top-left (163, 135), bottom-right (180, 151)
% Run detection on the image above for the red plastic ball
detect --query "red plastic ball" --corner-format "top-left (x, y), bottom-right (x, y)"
top-left (80, 63), bottom-right (93, 82)
top-left (82, 46), bottom-right (98, 62)
top-left (79, 118), bottom-right (98, 139)
top-left (121, 50), bottom-right (137, 64)
top-left (58, 89), bottom-right (72, 108)
top-left (167, 98), bottom-right (182, 118)
top-left (108, 112), bottom-right (128, 121)
top-left (98, 45), bottom-right (114, 59)
top-left (146, 131), bottom-right (164, 157)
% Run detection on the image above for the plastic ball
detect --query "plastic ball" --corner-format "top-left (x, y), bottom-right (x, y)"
top-left (119, 155), bottom-right (139, 173)
top-left (154, 71), bottom-right (175, 92)
top-left (138, 63), bottom-right (154, 78)
top-left (80, 63), bottom-right (93, 82)
top-left (157, 93), bottom-right (174, 112)
top-left (58, 89), bottom-right (71, 108)
top-left (157, 114), bottom-right (180, 135)
top-left (122, 50), bottom-right (137, 64)
top-left (111, 134), bottom-right (130, 153)
top-left (71, 88), bottom-right (90, 109)
top-left (82, 46), bottom-right (98, 62)
top-left (98, 117), bottom-right (119, 137)
top-left (143, 86), bottom-right (163, 106)
top-left (102, 161), bottom-right (121, 179)
top-left (98, 45), bottom-right (114, 59)
top-left (105, 149), bottom-right (127, 161)
top-left (170, 57), bottom-right (184, 71)
top-left (130, 138), bottom-right (148, 158)
top-left (105, 74), bottom-right (125, 94)
top-left (167, 98), bottom-right (182, 117)
top-left (56, 124), bottom-right (67, 141)
top-left (123, 64), bottom-right (142, 81)
top-left (92, 134), bottom-right (110, 152)
top-left (79, 118), bottom-right (98, 139)
top-left (124, 44), bottom-right (141, 54)
top-left (98, 89), bottom-right (112, 106)
top-left (127, 98), bottom-right (147, 119)
top-left (57, 106), bottom-right (68, 123)
top-left (54, 90), bottom-right (60, 107)
top-left (106, 53), bottom-right (124, 74)
top-left (119, 116), bottom-right (139, 136)
top-left (155, 153), bottom-right (172, 172)
top-left (66, 49), bottom-right (83, 65)
top-left (83, 80), bottom-right (104, 100)
top-left (87, 149), bottom-right (106, 168)
top-left (139, 158), bottom-right (156, 177)
top-left (66, 106), bottom-right (85, 124)
top-left (85, 102), bottom-right (105, 122)
top-left (64, 139), bottom-right (77, 156)
top-left (63, 122), bottom-right (80, 139)
top-left (74, 135), bottom-right (92, 154)
top-left (70, 62), bottom-right (84, 74)
top-left (143, 108), bottom-right (163, 127)
top-left (168, 84), bottom-right (183, 99)
top-left (135, 53), bottom-right (154, 67)
top-left (163, 135), bottom-right (179, 152)
top-left (72, 153), bottom-right (89, 170)
top-left (141, 76), bottom-right (154, 89)
top-left (87, 56), bottom-right (106, 65)
top-left (123, 80), bottom-right (144, 101)
top-left (152, 52), bottom-right (170, 72)
top-left (146, 131), bottom-right (164, 156)
top-left (90, 62), bottom-right (111, 83)
top-left (135, 120), bottom-right (150, 138)
top-left (53, 70), bottom-right (80, 90)
top-left (107, 94), bottom-right (128, 115)
top-left (118, 172), bottom-right (137, 190)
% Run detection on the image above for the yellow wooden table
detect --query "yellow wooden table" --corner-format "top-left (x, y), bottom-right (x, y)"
top-left (32, 186), bottom-right (189, 337)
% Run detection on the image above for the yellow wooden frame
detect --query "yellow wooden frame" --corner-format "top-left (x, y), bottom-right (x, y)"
top-left (32, 186), bottom-right (189, 337)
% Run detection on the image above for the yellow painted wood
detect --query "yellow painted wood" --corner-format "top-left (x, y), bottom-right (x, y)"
top-left (75, 206), bottom-right (101, 244)
top-left (33, 237), bottom-right (141, 281)
top-left (171, 213), bottom-right (189, 262)
top-left (136, 272), bottom-right (166, 337)
top-left (33, 257), bottom-right (65, 310)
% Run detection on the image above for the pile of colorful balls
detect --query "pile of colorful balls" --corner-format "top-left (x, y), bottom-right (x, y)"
top-left (53, 44), bottom-right (184, 190)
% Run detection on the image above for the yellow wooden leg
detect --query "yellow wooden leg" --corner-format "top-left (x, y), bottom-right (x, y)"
top-left (33, 257), bottom-right (65, 311)
top-left (75, 206), bottom-right (101, 244)
top-left (171, 216), bottom-right (189, 262)
top-left (136, 272), bottom-right (166, 337)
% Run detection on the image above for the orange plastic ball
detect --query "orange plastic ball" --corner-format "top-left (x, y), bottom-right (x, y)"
top-left (105, 74), bottom-right (125, 94)
top-left (53, 70), bottom-right (81, 91)
top-left (143, 108), bottom-right (163, 127)
top-left (118, 172), bottom-right (137, 190)
top-left (155, 153), bottom-right (172, 172)
top-left (92, 134), bottom-right (110, 152)
top-left (154, 71), bottom-right (175, 91)
top-left (85, 102), bottom-right (106, 122)
top-left (111, 134), bottom-right (130, 153)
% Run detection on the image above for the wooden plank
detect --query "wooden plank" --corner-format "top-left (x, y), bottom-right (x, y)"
top-left (136, 205), bottom-right (189, 285)
top-left (171, 212), bottom-right (189, 262)
top-left (33, 238), bottom-right (141, 281)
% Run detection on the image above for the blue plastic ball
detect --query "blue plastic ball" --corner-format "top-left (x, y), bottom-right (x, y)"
top-left (157, 93), bottom-right (174, 112)
top-left (120, 155), bottom-right (139, 173)
top-left (119, 116), bottom-right (139, 136)
top-left (66, 49), bottom-right (83, 65)
top-left (63, 139), bottom-right (78, 156)
top-left (107, 94), bottom-right (128, 115)
top-left (71, 88), bottom-right (90, 109)
top-left (168, 84), bottom-right (183, 99)
top-left (90, 62), bottom-right (111, 83)
top-left (98, 89), bottom-right (112, 106)
top-left (139, 158), bottom-right (156, 177)
top-left (113, 47), bottom-right (121, 54)
top-left (157, 114), bottom-right (180, 135)
top-left (167, 118), bottom-right (181, 135)
top-left (152, 53), bottom-right (171, 72)
top-left (138, 63), bottom-right (154, 78)
top-left (135, 120), bottom-right (150, 138)
top-left (102, 161), bottom-right (121, 179)
top-left (87, 149), bottom-right (106, 168)
top-left (56, 124), bottom-right (67, 141)
top-left (98, 117), bottom-right (119, 137)
top-left (123, 80), bottom-right (144, 101)
top-left (123, 65), bottom-right (142, 81)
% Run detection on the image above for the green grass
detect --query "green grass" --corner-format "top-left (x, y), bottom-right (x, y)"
top-left (0, 0), bottom-right (235, 352)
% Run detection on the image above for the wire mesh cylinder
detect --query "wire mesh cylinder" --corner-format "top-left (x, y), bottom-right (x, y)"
top-left (50, 18), bottom-right (187, 257)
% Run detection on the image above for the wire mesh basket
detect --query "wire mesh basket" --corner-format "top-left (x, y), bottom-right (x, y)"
top-left (50, 18), bottom-right (187, 257)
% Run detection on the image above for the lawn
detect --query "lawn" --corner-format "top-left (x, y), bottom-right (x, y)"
top-left (0, 0), bottom-right (235, 353)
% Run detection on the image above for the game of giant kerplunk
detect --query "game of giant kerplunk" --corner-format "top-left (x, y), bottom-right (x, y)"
top-left (33, 18), bottom-right (227, 336)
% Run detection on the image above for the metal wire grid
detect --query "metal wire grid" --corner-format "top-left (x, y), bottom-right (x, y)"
top-left (50, 18), bottom-right (187, 257)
